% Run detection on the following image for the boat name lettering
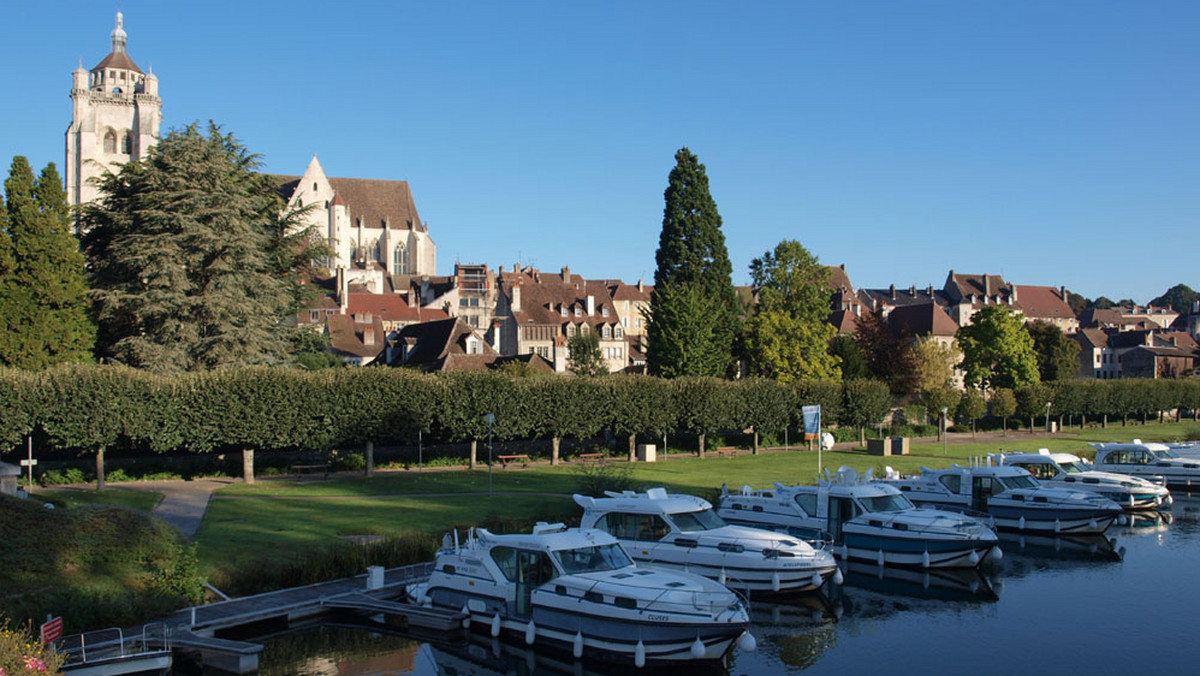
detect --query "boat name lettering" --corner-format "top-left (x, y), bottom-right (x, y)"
top-left (647, 614), bottom-right (669, 622)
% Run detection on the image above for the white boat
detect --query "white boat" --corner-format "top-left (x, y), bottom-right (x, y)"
top-left (992, 449), bottom-right (1172, 510)
top-left (574, 488), bottom-right (840, 595)
top-left (410, 522), bottom-right (754, 667)
top-left (879, 463), bottom-right (1123, 534)
top-left (1090, 440), bottom-right (1200, 489)
top-left (715, 468), bottom-right (1001, 569)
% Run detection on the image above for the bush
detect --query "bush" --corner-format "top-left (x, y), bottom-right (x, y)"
top-left (38, 467), bottom-right (87, 486)
top-left (0, 617), bottom-right (64, 675)
top-left (572, 461), bottom-right (638, 497)
top-left (331, 451), bottom-right (365, 473)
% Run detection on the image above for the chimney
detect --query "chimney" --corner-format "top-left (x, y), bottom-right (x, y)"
top-left (562, 266), bottom-right (571, 281)
top-left (512, 285), bottom-right (522, 312)
top-left (1060, 285), bottom-right (1067, 299)
top-left (909, 285), bottom-right (916, 296)
top-left (338, 267), bottom-right (348, 314)
top-left (637, 279), bottom-right (643, 293)
top-left (587, 295), bottom-right (595, 316)
top-left (889, 284), bottom-right (896, 300)
top-left (363, 326), bottom-right (376, 347)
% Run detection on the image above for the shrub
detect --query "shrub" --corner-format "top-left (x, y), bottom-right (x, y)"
top-left (572, 460), bottom-right (638, 497)
top-left (38, 467), bottom-right (86, 486)
top-left (331, 451), bottom-right (366, 473)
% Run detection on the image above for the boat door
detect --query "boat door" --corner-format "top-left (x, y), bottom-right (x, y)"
top-left (828, 496), bottom-right (860, 543)
top-left (970, 476), bottom-right (994, 513)
top-left (513, 550), bottom-right (554, 619)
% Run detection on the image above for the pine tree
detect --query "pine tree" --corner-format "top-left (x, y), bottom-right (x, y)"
top-left (647, 148), bottom-right (738, 377)
top-left (80, 123), bottom-right (296, 371)
top-left (0, 157), bottom-right (96, 369)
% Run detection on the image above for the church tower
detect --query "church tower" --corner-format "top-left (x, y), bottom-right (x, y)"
top-left (65, 12), bottom-right (161, 213)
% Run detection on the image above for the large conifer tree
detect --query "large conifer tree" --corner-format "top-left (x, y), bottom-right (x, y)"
top-left (0, 157), bottom-right (96, 368)
top-left (647, 148), bottom-right (737, 377)
top-left (80, 123), bottom-right (299, 371)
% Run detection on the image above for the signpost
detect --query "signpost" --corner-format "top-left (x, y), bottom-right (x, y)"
top-left (40, 616), bottom-right (63, 644)
top-left (21, 436), bottom-right (36, 493)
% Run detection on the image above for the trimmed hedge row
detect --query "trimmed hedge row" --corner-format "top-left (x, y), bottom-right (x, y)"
top-left (1, 366), bottom-right (1197, 468)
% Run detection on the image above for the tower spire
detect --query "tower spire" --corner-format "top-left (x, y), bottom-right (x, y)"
top-left (111, 11), bottom-right (127, 54)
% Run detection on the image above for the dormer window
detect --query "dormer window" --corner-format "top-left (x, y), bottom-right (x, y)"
top-left (574, 307), bottom-right (581, 317)
top-left (601, 306), bottom-right (609, 317)
top-left (560, 306), bottom-right (567, 317)
top-left (567, 325), bottom-right (576, 337)
top-left (615, 326), bottom-right (624, 338)
top-left (603, 325), bottom-right (612, 339)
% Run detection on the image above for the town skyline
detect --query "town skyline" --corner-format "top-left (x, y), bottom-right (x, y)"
top-left (4, 1), bottom-right (1197, 303)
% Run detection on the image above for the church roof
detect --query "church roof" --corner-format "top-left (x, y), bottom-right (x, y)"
top-left (274, 175), bottom-right (424, 233)
top-left (93, 51), bottom-right (142, 74)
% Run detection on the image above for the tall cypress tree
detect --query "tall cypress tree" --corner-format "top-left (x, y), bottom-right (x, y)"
top-left (647, 148), bottom-right (738, 377)
top-left (0, 157), bottom-right (96, 369)
top-left (80, 123), bottom-right (295, 371)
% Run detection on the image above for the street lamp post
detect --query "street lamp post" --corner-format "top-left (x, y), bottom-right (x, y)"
top-left (942, 407), bottom-right (949, 456)
top-left (484, 413), bottom-right (496, 496)
top-left (1045, 402), bottom-right (1053, 436)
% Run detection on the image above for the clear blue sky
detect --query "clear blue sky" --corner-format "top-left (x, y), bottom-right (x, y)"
top-left (6, 1), bottom-right (1197, 304)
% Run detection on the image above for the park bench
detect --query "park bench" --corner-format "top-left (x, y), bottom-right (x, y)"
top-left (713, 447), bottom-right (738, 458)
top-left (577, 452), bottom-right (606, 463)
top-left (293, 452), bottom-right (331, 480)
top-left (497, 454), bottom-right (530, 468)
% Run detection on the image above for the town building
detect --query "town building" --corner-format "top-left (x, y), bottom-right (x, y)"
top-left (65, 12), bottom-right (161, 215)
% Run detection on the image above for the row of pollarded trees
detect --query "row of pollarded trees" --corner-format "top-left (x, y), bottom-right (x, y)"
top-left (3, 366), bottom-right (1197, 487)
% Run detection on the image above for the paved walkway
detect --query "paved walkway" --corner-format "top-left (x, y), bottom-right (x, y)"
top-left (119, 477), bottom-right (235, 540)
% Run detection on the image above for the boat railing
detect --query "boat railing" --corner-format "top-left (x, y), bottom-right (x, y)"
top-left (643, 587), bottom-right (744, 615)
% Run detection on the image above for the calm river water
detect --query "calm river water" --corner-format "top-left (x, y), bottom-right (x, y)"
top-left (245, 494), bottom-right (1200, 676)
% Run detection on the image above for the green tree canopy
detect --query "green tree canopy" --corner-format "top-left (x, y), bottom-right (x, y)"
top-left (0, 158), bottom-right (96, 368)
top-left (909, 336), bottom-right (960, 394)
top-left (567, 331), bottom-right (607, 377)
top-left (80, 123), bottom-right (302, 371)
top-left (852, 306), bottom-right (914, 393)
top-left (743, 240), bottom-right (839, 382)
top-left (1149, 284), bottom-right (1198, 314)
top-left (956, 306), bottom-right (1039, 390)
top-left (1026, 320), bottom-right (1081, 382)
top-left (648, 148), bottom-right (737, 377)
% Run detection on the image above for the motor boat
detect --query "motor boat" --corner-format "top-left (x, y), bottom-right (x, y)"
top-left (715, 467), bottom-right (1001, 569)
top-left (878, 462), bottom-right (1123, 534)
top-left (1090, 440), bottom-right (1200, 489)
top-left (991, 449), bottom-right (1172, 510)
top-left (409, 522), bottom-right (754, 667)
top-left (574, 488), bottom-right (840, 595)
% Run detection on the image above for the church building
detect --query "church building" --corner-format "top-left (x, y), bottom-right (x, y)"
top-left (65, 12), bottom-right (161, 212)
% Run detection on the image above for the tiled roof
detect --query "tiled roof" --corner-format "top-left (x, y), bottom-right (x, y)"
top-left (511, 276), bottom-right (619, 328)
top-left (93, 51), bottom-right (142, 73)
top-left (326, 314), bottom-right (385, 359)
top-left (887, 303), bottom-right (958, 338)
top-left (392, 317), bottom-right (496, 370)
top-left (828, 310), bottom-right (860, 334)
top-left (345, 292), bottom-right (449, 323)
top-left (1073, 328), bottom-right (1110, 349)
top-left (945, 271), bottom-right (1014, 302)
top-left (273, 175), bottom-right (424, 232)
top-left (1013, 285), bottom-right (1075, 320)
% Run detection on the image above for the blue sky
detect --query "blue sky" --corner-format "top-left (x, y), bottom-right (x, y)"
top-left (5, 1), bottom-right (1197, 303)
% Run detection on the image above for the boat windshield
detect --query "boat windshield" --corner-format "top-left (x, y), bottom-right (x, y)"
top-left (1058, 461), bottom-right (1089, 474)
top-left (551, 543), bottom-right (633, 574)
top-left (668, 508), bottom-right (728, 532)
top-left (1152, 449), bottom-right (1181, 460)
top-left (999, 474), bottom-right (1039, 490)
top-left (859, 493), bottom-right (915, 512)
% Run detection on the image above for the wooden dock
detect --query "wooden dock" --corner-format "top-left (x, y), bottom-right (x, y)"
top-left (60, 562), bottom-right (464, 675)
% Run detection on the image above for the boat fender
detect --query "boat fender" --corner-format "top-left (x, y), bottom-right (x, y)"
top-left (525, 620), bottom-right (537, 645)
top-left (1054, 518), bottom-right (1062, 533)
top-left (921, 550), bottom-right (931, 568)
top-left (990, 546), bottom-right (1003, 562)
top-left (922, 572), bottom-right (930, 590)
top-left (841, 544), bottom-right (849, 560)
top-left (691, 637), bottom-right (707, 659)
top-left (1129, 495), bottom-right (1135, 508)
top-left (635, 640), bottom-right (646, 668)
top-left (738, 631), bottom-right (757, 652)
top-left (461, 605), bottom-right (471, 629)
top-left (809, 572), bottom-right (821, 589)
top-left (969, 549), bottom-right (979, 566)
top-left (1018, 516), bottom-right (1026, 531)
top-left (718, 568), bottom-right (727, 586)
top-left (832, 568), bottom-right (844, 585)
top-left (772, 572), bottom-right (781, 592)
top-left (877, 549), bottom-right (885, 567)
top-left (1089, 519), bottom-right (1098, 531)
top-left (573, 631), bottom-right (584, 658)
top-left (490, 613), bottom-right (501, 637)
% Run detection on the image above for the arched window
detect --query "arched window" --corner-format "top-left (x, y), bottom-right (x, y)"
top-left (103, 130), bottom-right (117, 153)
top-left (120, 133), bottom-right (131, 154)
top-left (393, 242), bottom-right (409, 274)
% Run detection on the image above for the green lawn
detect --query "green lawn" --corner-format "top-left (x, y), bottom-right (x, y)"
top-left (32, 487), bottom-right (162, 512)
top-left (194, 420), bottom-right (1198, 577)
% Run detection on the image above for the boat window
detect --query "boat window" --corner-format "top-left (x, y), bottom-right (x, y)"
top-left (614, 597), bottom-right (637, 609)
top-left (551, 543), bottom-right (632, 574)
top-left (859, 494), bottom-right (915, 513)
top-left (1018, 463), bottom-right (1056, 480)
top-left (1152, 449), bottom-right (1180, 460)
top-left (999, 475), bottom-right (1039, 490)
top-left (793, 493), bottom-right (818, 516)
top-left (1058, 461), bottom-right (1088, 474)
top-left (598, 512), bottom-right (669, 541)
top-left (491, 547), bottom-right (555, 585)
top-left (938, 474), bottom-right (962, 493)
top-left (490, 547), bottom-right (518, 581)
top-left (717, 542), bottom-right (744, 553)
top-left (667, 508), bottom-right (727, 533)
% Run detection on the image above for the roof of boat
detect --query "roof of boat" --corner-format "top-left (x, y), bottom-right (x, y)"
top-left (920, 464), bottom-right (1031, 477)
top-left (1091, 441), bottom-right (1172, 452)
top-left (474, 524), bottom-right (619, 551)
top-left (995, 450), bottom-right (1082, 464)
top-left (574, 487), bottom-right (710, 514)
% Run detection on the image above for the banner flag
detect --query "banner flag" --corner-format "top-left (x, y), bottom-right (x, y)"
top-left (802, 405), bottom-right (821, 441)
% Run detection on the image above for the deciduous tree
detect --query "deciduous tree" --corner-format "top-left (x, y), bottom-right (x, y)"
top-left (956, 306), bottom-right (1039, 390)
top-left (1027, 320), bottom-right (1080, 382)
top-left (567, 331), bottom-right (607, 377)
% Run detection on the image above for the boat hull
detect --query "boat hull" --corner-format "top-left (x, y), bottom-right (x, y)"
top-left (840, 530), bottom-right (997, 568)
top-left (626, 553), bottom-right (837, 594)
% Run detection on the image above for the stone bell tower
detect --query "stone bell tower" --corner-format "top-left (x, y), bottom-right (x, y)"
top-left (65, 12), bottom-right (162, 216)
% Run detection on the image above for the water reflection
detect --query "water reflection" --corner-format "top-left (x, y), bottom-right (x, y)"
top-left (995, 532), bottom-right (1123, 563)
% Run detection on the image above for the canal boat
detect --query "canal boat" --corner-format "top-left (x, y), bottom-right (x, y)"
top-left (715, 468), bottom-right (1001, 569)
top-left (991, 449), bottom-right (1172, 510)
top-left (574, 488), bottom-right (840, 595)
top-left (409, 522), bottom-right (754, 667)
top-left (1090, 441), bottom-right (1200, 489)
top-left (879, 463), bottom-right (1123, 534)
